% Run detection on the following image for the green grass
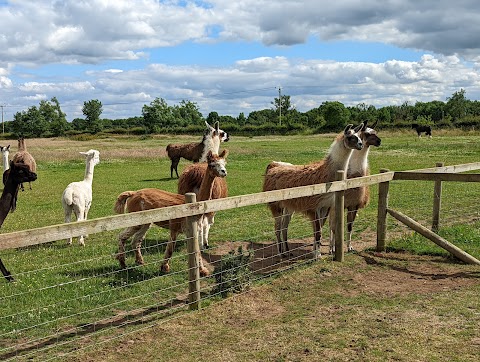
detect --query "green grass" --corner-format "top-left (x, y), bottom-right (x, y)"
top-left (0, 131), bottom-right (480, 360)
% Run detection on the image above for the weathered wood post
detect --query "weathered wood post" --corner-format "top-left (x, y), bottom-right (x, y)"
top-left (376, 169), bottom-right (390, 252)
top-left (334, 170), bottom-right (345, 262)
top-left (432, 162), bottom-right (444, 233)
top-left (185, 193), bottom-right (201, 310)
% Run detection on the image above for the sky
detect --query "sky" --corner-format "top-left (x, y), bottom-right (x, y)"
top-left (1, 0), bottom-right (480, 122)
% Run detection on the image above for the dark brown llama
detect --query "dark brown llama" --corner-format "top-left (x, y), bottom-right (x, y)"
top-left (0, 161), bottom-right (38, 281)
top-left (166, 121), bottom-right (229, 178)
top-left (114, 150), bottom-right (228, 276)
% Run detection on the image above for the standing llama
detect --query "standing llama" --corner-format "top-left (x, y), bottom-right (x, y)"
top-left (12, 137), bottom-right (37, 190)
top-left (61, 150), bottom-right (100, 246)
top-left (262, 123), bottom-right (364, 258)
top-left (1, 145), bottom-right (10, 185)
top-left (412, 123), bottom-right (432, 138)
top-left (177, 160), bottom-right (228, 250)
top-left (0, 161), bottom-right (38, 281)
top-left (114, 150), bottom-right (228, 276)
top-left (166, 121), bottom-right (229, 178)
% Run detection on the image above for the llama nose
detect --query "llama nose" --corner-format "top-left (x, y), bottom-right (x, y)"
top-left (357, 141), bottom-right (363, 150)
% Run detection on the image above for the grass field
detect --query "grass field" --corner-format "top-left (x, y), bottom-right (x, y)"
top-left (0, 129), bottom-right (479, 361)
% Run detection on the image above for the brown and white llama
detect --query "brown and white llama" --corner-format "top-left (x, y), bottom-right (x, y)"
top-left (114, 150), bottom-right (228, 276)
top-left (12, 137), bottom-right (37, 190)
top-left (262, 123), bottom-right (364, 258)
top-left (1, 145), bottom-right (10, 185)
top-left (166, 121), bottom-right (229, 178)
top-left (61, 150), bottom-right (100, 246)
top-left (0, 161), bottom-right (38, 281)
top-left (177, 160), bottom-right (228, 250)
top-left (328, 120), bottom-right (381, 253)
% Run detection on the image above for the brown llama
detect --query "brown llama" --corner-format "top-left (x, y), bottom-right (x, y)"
top-left (166, 121), bottom-right (229, 178)
top-left (262, 123), bottom-right (364, 258)
top-left (12, 137), bottom-right (37, 190)
top-left (328, 120), bottom-right (381, 253)
top-left (114, 150), bottom-right (228, 276)
top-left (177, 160), bottom-right (228, 250)
top-left (0, 161), bottom-right (38, 281)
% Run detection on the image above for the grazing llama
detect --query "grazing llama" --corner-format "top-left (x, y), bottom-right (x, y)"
top-left (114, 150), bottom-right (228, 276)
top-left (177, 160), bottom-right (228, 250)
top-left (412, 123), bottom-right (432, 138)
top-left (61, 150), bottom-right (100, 246)
top-left (1, 145), bottom-right (10, 185)
top-left (12, 137), bottom-right (37, 190)
top-left (0, 161), bottom-right (38, 281)
top-left (326, 121), bottom-right (381, 252)
top-left (166, 121), bottom-right (229, 178)
top-left (263, 123), bottom-right (364, 258)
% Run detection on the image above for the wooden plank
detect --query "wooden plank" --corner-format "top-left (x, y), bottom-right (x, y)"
top-left (0, 172), bottom-right (395, 251)
top-left (393, 172), bottom-right (480, 182)
top-left (387, 208), bottom-right (480, 265)
top-left (402, 162), bottom-right (480, 174)
top-left (376, 169), bottom-right (390, 252)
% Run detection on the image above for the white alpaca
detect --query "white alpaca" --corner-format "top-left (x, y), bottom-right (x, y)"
top-left (61, 150), bottom-right (100, 246)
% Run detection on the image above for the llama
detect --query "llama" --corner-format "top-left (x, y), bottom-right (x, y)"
top-left (0, 161), bottom-right (38, 281)
top-left (12, 137), bottom-right (37, 190)
top-left (263, 123), bottom-right (364, 258)
top-left (177, 160), bottom-right (228, 250)
top-left (166, 121), bottom-right (229, 178)
top-left (328, 120), bottom-right (381, 253)
top-left (114, 150), bottom-right (228, 276)
top-left (1, 145), bottom-right (10, 185)
top-left (412, 123), bottom-right (432, 138)
top-left (61, 150), bottom-right (100, 246)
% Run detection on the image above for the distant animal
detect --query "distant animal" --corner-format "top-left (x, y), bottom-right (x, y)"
top-left (262, 123), bottom-right (364, 258)
top-left (61, 150), bottom-right (100, 246)
top-left (12, 137), bottom-right (37, 190)
top-left (412, 123), bottom-right (432, 138)
top-left (114, 150), bottom-right (228, 276)
top-left (0, 161), bottom-right (38, 281)
top-left (177, 159), bottom-right (228, 250)
top-left (1, 145), bottom-right (10, 185)
top-left (166, 121), bottom-right (229, 178)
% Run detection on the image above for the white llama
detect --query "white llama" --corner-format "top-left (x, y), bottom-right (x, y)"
top-left (61, 150), bottom-right (100, 246)
top-left (0, 145), bottom-right (10, 185)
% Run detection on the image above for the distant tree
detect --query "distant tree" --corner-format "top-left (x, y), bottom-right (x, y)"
top-left (11, 105), bottom-right (48, 137)
top-left (237, 112), bottom-right (247, 126)
top-left (446, 89), bottom-right (468, 121)
top-left (174, 100), bottom-right (203, 127)
top-left (320, 101), bottom-right (350, 131)
top-left (141, 97), bottom-right (175, 133)
top-left (271, 94), bottom-right (292, 125)
top-left (83, 99), bottom-right (103, 133)
top-left (40, 97), bottom-right (69, 136)
top-left (206, 111), bottom-right (220, 125)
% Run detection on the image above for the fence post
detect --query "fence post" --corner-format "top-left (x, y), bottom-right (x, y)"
top-left (185, 193), bottom-right (201, 310)
top-left (334, 170), bottom-right (345, 262)
top-left (376, 169), bottom-right (390, 252)
top-left (432, 162), bottom-right (444, 233)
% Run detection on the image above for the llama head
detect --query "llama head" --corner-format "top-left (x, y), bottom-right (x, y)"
top-left (205, 121), bottom-right (229, 142)
top-left (206, 149), bottom-right (228, 178)
top-left (80, 149), bottom-right (100, 166)
top-left (0, 145), bottom-right (10, 155)
top-left (361, 120), bottom-right (381, 148)
top-left (8, 161), bottom-right (37, 184)
top-left (342, 123), bottom-right (364, 151)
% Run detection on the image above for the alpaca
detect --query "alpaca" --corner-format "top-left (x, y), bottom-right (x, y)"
top-left (12, 137), bottom-right (37, 190)
top-left (61, 150), bottom-right (100, 246)
top-left (166, 121), bottom-right (229, 178)
top-left (177, 160), bottom-right (228, 250)
top-left (262, 123), bottom-right (364, 258)
top-left (0, 161), bottom-right (38, 281)
top-left (114, 150), bottom-right (228, 276)
top-left (329, 120), bottom-right (382, 253)
top-left (1, 145), bottom-right (10, 185)
top-left (412, 123), bottom-right (432, 138)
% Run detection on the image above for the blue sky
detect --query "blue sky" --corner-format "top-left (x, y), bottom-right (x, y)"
top-left (1, 0), bottom-right (480, 121)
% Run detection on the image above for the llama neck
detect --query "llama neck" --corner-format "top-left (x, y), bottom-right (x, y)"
top-left (197, 169), bottom-right (217, 202)
top-left (199, 136), bottom-right (220, 162)
top-left (348, 146), bottom-right (370, 176)
top-left (0, 181), bottom-right (17, 227)
top-left (83, 159), bottom-right (96, 184)
top-left (2, 153), bottom-right (9, 171)
top-left (18, 140), bottom-right (26, 152)
top-left (325, 136), bottom-right (354, 173)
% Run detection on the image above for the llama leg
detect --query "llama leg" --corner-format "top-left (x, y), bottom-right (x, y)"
top-left (132, 224), bottom-right (150, 266)
top-left (161, 229), bottom-right (180, 273)
top-left (171, 158), bottom-right (180, 178)
top-left (83, 203), bottom-right (91, 240)
top-left (203, 214), bottom-right (215, 249)
top-left (281, 209), bottom-right (292, 256)
top-left (116, 226), bottom-right (142, 268)
top-left (328, 211), bottom-right (335, 254)
top-left (346, 208), bottom-right (358, 252)
top-left (73, 203), bottom-right (86, 246)
top-left (311, 211), bottom-right (322, 260)
top-left (64, 208), bottom-right (73, 245)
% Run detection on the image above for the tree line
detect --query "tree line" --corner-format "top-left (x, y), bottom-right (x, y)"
top-left (3, 89), bottom-right (480, 138)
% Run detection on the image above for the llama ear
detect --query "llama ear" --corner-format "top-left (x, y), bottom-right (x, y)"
top-left (344, 124), bottom-right (353, 133)
top-left (7, 145), bottom-right (10, 151)
top-left (219, 149), bottom-right (229, 159)
top-left (215, 122), bottom-right (219, 132)
top-left (205, 121), bottom-right (214, 132)
top-left (79, 151), bottom-right (87, 156)
top-left (353, 123), bottom-right (364, 133)
top-left (371, 120), bottom-right (378, 129)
